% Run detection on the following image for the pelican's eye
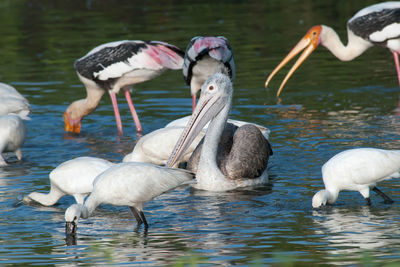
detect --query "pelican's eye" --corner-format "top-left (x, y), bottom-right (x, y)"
top-left (209, 85), bottom-right (214, 91)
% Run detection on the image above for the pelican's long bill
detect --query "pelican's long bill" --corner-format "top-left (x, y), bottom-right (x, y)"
top-left (167, 80), bottom-right (224, 167)
top-left (265, 25), bottom-right (322, 97)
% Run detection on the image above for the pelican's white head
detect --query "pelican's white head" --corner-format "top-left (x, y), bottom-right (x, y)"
top-left (312, 189), bottom-right (330, 208)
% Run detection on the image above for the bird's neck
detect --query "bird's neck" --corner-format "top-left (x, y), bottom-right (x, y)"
top-left (67, 76), bottom-right (105, 120)
top-left (320, 25), bottom-right (373, 61)
top-left (27, 191), bottom-right (63, 206)
top-left (81, 195), bottom-right (99, 218)
top-left (196, 96), bottom-right (233, 190)
top-left (324, 188), bottom-right (339, 204)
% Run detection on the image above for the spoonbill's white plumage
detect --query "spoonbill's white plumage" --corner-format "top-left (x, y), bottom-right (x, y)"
top-left (123, 126), bottom-right (206, 166)
top-left (0, 114), bottom-right (27, 166)
top-left (64, 40), bottom-right (184, 135)
top-left (65, 162), bottom-right (194, 234)
top-left (265, 2), bottom-right (400, 96)
top-left (23, 157), bottom-right (114, 206)
top-left (312, 148), bottom-right (400, 208)
top-left (183, 36), bottom-right (235, 110)
top-left (167, 73), bottom-right (273, 191)
top-left (0, 82), bottom-right (30, 119)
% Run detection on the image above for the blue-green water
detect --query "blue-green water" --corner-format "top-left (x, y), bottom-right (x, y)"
top-left (1, 0), bottom-right (400, 265)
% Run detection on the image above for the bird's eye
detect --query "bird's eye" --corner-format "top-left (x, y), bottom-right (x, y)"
top-left (209, 85), bottom-right (214, 91)
top-left (313, 31), bottom-right (317, 35)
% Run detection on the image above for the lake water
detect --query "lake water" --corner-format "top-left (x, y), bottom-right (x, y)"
top-left (1, 0), bottom-right (400, 265)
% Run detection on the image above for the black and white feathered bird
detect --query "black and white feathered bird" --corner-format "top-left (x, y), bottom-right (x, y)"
top-left (265, 1), bottom-right (400, 97)
top-left (183, 36), bottom-right (235, 110)
top-left (64, 40), bottom-right (184, 135)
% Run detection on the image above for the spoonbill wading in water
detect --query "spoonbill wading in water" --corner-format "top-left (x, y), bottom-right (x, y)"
top-left (183, 36), bottom-right (235, 110)
top-left (312, 148), bottom-right (400, 208)
top-left (64, 40), bottom-right (184, 135)
top-left (167, 73), bottom-right (273, 191)
top-left (65, 162), bottom-right (194, 234)
top-left (265, 2), bottom-right (400, 97)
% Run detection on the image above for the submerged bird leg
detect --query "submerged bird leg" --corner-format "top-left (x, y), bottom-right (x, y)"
top-left (124, 89), bottom-right (143, 133)
top-left (372, 187), bottom-right (394, 204)
top-left (139, 210), bottom-right (149, 229)
top-left (108, 91), bottom-right (124, 136)
top-left (129, 206), bottom-right (143, 227)
top-left (366, 197), bottom-right (371, 206)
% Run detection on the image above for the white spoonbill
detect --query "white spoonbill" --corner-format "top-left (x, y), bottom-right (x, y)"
top-left (23, 157), bottom-right (114, 206)
top-left (65, 162), bottom-right (194, 234)
top-left (183, 36), bottom-right (235, 110)
top-left (64, 40), bottom-right (184, 135)
top-left (312, 148), bottom-right (400, 208)
top-left (0, 82), bottom-right (30, 119)
top-left (265, 2), bottom-right (400, 97)
top-left (167, 73), bottom-right (273, 191)
top-left (0, 114), bottom-right (26, 166)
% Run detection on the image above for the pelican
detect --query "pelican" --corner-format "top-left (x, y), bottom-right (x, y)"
top-left (64, 40), bottom-right (184, 135)
top-left (167, 73), bottom-right (273, 191)
top-left (65, 162), bottom-right (194, 234)
top-left (0, 114), bottom-right (26, 166)
top-left (312, 148), bottom-right (400, 208)
top-left (183, 36), bottom-right (235, 110)
top-left (0, 82), bottom-right (30, 119)
top-left (23, 157), bottom-right (114, 206)
top-left (265, 2), bottom-right (400, 97)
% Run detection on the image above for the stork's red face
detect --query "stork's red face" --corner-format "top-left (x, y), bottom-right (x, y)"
top-left (64, 112), bottom-right (81, 133)
top-left (265, 25), bottom-right (322, 97)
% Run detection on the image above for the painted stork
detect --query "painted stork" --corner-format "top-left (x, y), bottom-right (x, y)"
top-left (265, 2), bottom-right (400, 97)
top-left (312, 148), bottom-right (400, 208)
top-left (64, 40), bottom-right (184, 135)
top-left (183, 36), bottom-right (235, 110)
top-left (167, 73), bottom-right (273, 191)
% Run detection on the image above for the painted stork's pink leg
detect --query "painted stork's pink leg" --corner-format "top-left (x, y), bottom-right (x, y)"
top-left (192, 94), bottom-right (197, 112)
top-left (393, 51), bottom-right (400, 87)
top-left (124, 90), bottom-right (143, 133)
top-left (108, 91), bottom-right (124, 136)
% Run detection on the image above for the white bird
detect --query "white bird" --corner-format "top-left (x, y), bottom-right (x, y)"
top-left (64, 40), bottom-right (184, 135)
top-left (64, 162), bottom-right (194, 234)
top-left (0, 82), bottom-right (30, 119)
top-left (183, 36), bottom-right (235, 110)
top-left (23, 157), bottom-right (114, 206)
top-left (122, 126), bottom-right (206, 166)
top-left (0, 114), bottom-right (27, 166)
top-left (167, 73), bottom-right (273, 191)
top-left (312, 148), bottom-right (400, 208)
top-left (265, 2), bottom-right (400, 96)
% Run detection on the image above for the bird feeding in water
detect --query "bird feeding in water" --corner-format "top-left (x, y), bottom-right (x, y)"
top-left (64, 40), bottom-right (184, 136)
top-left (312, 148), bottom-right (400, 208)
top-left (23, 157), bottom-right (114, 206)
top-left (65, 162), bottom-right (194, 234)
top-left (183, 36), bottom-right (235, 110)
top-left (167, 73), bottom-right (273, 191)
top-left (0, 82), bottom-right (30, 120)
top-left (0, 114), bottom-right (27, 166)
top-left (265, 2), bottom-right (400, 97)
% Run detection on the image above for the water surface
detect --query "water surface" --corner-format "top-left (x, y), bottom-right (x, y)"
top-left (1, 0), bottom-right (400, 265)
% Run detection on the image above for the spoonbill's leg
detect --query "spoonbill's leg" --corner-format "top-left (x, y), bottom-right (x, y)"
top-left (108, 91), bottom-right (124, 136)
top-left (124, 90), bottom-right (143, 133)
top-left (365, 197), bottom-right (371, 206)
top-left (129, 206), bottom-right (143, 227)
top-left (139, 210), bottom-right (148, 229)
top-left (372, 187), bottom-right (394, 204)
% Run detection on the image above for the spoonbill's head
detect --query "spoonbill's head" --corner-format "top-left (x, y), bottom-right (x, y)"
top-left (312, 189), bottom-right (330, 208)
top-left (167, 72), bottom-right (232, 167)
top-left (65, 204), bottom-right (83, 234)
top-left (265, 25), bottom-right (323, 97)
